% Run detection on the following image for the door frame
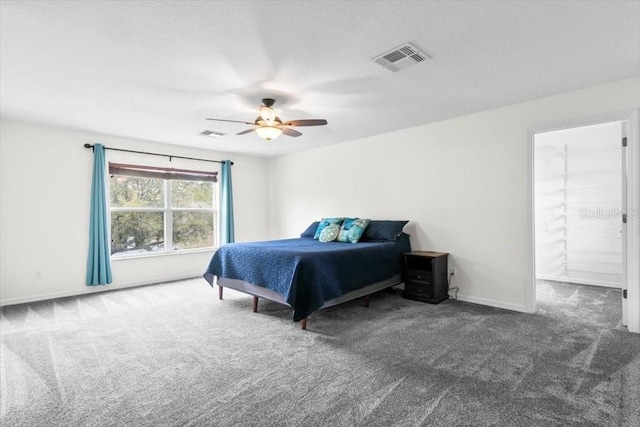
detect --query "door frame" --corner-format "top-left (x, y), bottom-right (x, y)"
top-left (526, 109), bottom-right (640, 333)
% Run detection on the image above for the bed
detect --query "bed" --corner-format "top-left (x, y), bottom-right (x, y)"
top-left (203, 220), bottom-right (411, 329)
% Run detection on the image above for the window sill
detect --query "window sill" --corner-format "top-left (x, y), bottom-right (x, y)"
top-left (111, 247), bottom-right (216, 261)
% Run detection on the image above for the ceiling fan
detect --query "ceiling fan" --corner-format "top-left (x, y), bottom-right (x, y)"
top-left (206, 98), bottom-right (327, 141)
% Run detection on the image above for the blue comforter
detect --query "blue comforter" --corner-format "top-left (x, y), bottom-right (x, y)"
top-left (204, 234), bottom-right (411, 321)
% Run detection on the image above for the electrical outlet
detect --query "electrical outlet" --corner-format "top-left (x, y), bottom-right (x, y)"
top-left (449, 267), bottom-right (457, 277)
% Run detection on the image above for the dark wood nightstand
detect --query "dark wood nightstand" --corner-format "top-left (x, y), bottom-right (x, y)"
top-left (402, 251), bottom-right (449, 304)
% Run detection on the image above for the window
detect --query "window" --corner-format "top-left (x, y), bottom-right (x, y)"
top-left (109, 163), bottom-right (217, 257)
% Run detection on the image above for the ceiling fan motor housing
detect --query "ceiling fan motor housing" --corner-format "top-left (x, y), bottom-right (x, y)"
top-left (256, 117), bottom-right (283, 126)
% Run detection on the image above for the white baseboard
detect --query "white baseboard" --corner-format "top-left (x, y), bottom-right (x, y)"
top-left (0, 274), bottom-right (203, 307)
top-left (454, 294), bottom-right (528, 313)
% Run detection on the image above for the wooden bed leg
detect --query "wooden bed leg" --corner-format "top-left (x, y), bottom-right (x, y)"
top-left (364, 294), bottom-right (370, 308)
top-left (252, 296), bottom-right (259, 313)
top-left (218, 285), bottom-right (223, 300)
top-left (301, 318), bottom-right (307, 330)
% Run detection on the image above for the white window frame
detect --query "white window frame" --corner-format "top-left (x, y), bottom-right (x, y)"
top-left (110, 176), bottom-right (218, 259)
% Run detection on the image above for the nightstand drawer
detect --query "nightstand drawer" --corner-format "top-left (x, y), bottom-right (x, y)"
top-left (407, 270), bottom-right (431, 285)
top-left (405, 282), bottom-right (432, 298)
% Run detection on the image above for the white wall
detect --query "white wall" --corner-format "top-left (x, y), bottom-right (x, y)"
top-left (535, 122), bottom-right (623, 287)
top-left (0, 120), bottom-right (269, 305)
top-left (268, 77), bottom-right (640, 312)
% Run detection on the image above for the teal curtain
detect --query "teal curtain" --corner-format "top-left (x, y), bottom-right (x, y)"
top-left (86, 144), bottom-right (113, 286)
top-left (220, 160), bottom-right (235, 244)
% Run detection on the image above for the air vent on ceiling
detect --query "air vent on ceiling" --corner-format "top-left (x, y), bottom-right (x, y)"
top-left (200, 130), bottom-right (225, 138)
top-left (372, 42), bottom-right (429, 72)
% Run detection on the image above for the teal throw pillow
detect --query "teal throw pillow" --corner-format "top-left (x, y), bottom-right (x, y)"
top-left (319, 224), bottom-right (340, 243)
top-left (313, 217), bottom-right (345, 240)
top-left (337, 218), bottom-right (371, 243)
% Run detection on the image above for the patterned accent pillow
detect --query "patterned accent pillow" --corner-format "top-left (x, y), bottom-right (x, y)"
top-left (337, 218), bottom-right (371, 243)
top-left (319, 224), bottom-right (340, 243)
top-left (313, 217), bottom-right (345, 240)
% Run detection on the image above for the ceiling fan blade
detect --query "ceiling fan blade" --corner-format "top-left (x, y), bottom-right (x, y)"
top-left (236, 128), bottom-right (256, 135)
top-left (281, 127), bottom-right (302, 137)
top-left (282, 119), bottom-right (328, 127)
top-left (206, 118), bottom-right (254, 125)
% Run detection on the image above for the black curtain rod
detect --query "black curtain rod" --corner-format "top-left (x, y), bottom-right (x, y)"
top-left (83, 144), bottom-right (233, 165)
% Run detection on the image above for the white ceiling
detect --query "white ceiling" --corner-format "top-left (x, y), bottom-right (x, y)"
top-left (1, 1), bottom-right (639, 157)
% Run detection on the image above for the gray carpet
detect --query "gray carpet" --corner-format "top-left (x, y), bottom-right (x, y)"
top-left (537, 279), bottom-right (624, 330)
top-left (1, 279), bottom-right (639, 426)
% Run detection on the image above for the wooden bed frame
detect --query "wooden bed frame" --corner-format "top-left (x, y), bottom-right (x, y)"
top-left (215, 274), bottom-right (402, 330)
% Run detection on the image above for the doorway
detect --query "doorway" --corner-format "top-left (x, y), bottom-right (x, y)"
top-left (533, 121), bottom-right (626, 327)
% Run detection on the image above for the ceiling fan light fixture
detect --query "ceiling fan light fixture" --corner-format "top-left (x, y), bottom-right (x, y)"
top-left (259, 105), bottom-right (276, 124)
top-left (255, 126), bottom-right (283, 141)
